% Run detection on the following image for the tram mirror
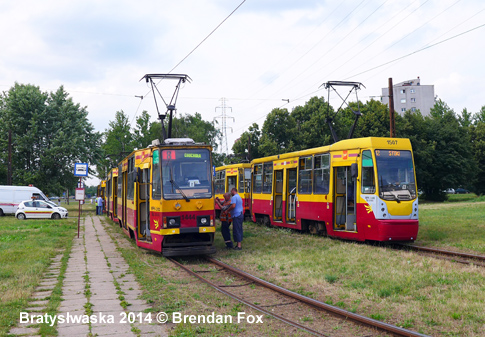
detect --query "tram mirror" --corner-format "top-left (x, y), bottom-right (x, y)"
top-left (351, 163), bottom-right (358, 178)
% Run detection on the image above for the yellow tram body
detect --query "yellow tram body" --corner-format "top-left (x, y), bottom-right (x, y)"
top-left (214, 163), bottom-right (252, 217)
top-left (248, 137), bottom-right (418, 241)
top-left (113, 140), bottom-right (216, 256)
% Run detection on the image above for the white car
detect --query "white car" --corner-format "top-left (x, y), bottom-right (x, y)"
top-left (15, 200), bottom-right (68, 220)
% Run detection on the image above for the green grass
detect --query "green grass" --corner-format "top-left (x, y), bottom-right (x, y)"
top-left (92, 200), bottom-right (485, 336)
top-left (417, 201), bottom-right (485, 253)
top-left (212, 202), bottom-right (485, 336)
top-left (98, 216), bottom-right (310, 337)
top-left (0, 214), bottom-right (77, 336)
top-left (446, 193), bottom-right (479, 203)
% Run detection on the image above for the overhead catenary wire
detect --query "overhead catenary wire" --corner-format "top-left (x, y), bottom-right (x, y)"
top-left (130, 0), bottom-right (247, 125)
top-left (233, 0), bottom-right (372, 125)
top-left (234, 20), bottom-right (485, 135)
top-left (285, 0), bottom-right (431, 103)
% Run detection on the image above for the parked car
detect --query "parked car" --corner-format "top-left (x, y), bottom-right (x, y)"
top-left (455, 188), bottom-right (470, 194)
top-left (443, 188), bottom-right (455, 194)
top-left (15, 200), bottom-right (68, 220)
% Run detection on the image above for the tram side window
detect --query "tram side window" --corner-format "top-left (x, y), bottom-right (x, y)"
top-left (263, 162), bottom-right (273, 194)
top-left (107, 179), bottom-right (111, 198)
top-left (361, 150), bottom-right (376, 194)
top-left (127, 157), bottom-right (134, 200)
top-left (152, 150), bottom-right (161, 200)
top-left (314, 154), bottom-right (330, 194)
top-left (245, 168), bottom-right (251, 193)
top-left (253, 164), bottom-right (263, 193)
top-left (215, 171), bottom-right (225, 194)
top-left (239, 168), bottom-right (251, 193)
top-left (238, 169), bottom-right (244, 193)
top-left (298, 156), bottom-right (313, 194)
top-left (118, 164), bottom-right (122, 197)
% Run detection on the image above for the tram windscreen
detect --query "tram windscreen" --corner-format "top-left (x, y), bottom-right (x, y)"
top-left (161, 149), bottom-right (212, 200)
top-left (375, 150), bottom-right (416, 201)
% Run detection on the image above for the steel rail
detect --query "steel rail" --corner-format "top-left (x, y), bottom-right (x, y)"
top-left (207, 257), bottom-right (429, 337)
top-left (397, 244), bottom-right (485, 261)
top-left (167, 257), bottom-right (329, 337)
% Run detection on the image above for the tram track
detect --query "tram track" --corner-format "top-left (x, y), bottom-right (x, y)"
top-left (393, 244), bottom-right (485, 267)
top-left (168, 256), bottom-right (429, 337)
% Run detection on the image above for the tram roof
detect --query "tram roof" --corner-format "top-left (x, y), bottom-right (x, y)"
top-left (251, 137), bottom-right (412, 164)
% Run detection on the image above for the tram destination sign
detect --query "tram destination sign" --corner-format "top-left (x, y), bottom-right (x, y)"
top-left (74, 163), bottom-right (89, 177)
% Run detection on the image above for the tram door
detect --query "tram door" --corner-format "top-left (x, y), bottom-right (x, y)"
top-left (112, 176), bottom-right (118, 218)
top-left (273, 170), bottom-right (284, 221)
top-left (286, 168), bottom-right (297, 223)
top-left (334, 166), bottom-right (357, 231)
top-left (122, 170), bottom-right (128, 229)
top-left (227, 175), bottom-right (237, 193)
top-left (138, 168), bottom-right (151, 242)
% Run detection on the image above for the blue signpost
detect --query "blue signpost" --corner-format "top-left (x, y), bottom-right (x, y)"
top-left (74, 163), bottom-right (89, 238)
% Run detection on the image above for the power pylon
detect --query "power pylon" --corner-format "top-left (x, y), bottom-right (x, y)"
top-left (214, 97), bottom-right (234, 154)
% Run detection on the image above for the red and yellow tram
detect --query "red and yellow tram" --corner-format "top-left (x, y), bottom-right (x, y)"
top-left (104, 138), bottom-right (217, 256)
top-left (219, 137), bottom-right (418, 242)
top-left (214, 163), bottom-right (252, 219)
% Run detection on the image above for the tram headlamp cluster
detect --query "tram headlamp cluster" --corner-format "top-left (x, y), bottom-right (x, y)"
top-left (197, 215), bottom-right (213, 227)
top-left (163, 216), bottom-right (180, 229)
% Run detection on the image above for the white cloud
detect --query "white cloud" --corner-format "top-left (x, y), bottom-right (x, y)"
top-left (1, 0), bottom-right (484, 170)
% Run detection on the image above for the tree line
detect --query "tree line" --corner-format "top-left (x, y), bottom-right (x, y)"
top-left (2, 82), bottom-right (483, 201)
top-left (0, 83), bottom-right (100, 196)
top-left (232, 97), bottom-right (485, 200)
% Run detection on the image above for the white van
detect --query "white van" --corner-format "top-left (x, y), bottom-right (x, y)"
top-left (0, 185), bottom-right (50, 216)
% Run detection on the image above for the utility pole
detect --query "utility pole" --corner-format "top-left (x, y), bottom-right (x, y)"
top-left (214, 97), bottom-right (234, 154)
top-left (388, 78), bottom-right (396, 138)
top-left (7, 130), bottom-right (12, 185)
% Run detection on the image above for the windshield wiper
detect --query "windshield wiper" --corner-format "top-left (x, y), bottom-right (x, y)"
top-left (168, 166), bottom-right (190, 202)
top-left (169, 179), bottom-right (190, 202)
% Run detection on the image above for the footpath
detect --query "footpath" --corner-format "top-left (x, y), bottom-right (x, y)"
top-left (10, 215), bottom-right (166, 337)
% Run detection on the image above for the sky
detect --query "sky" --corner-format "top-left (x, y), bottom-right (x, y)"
top-left (1, 0), bottom-right (484, 185)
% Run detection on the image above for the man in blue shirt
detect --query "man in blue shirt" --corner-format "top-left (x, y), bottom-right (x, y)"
top-left (228, 188), bottom-right (244, 250)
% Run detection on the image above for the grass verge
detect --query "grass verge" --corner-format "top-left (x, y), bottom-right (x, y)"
top-left (417, 201), bottom-right (485, 253)
top-left (0, 214), bottom-right (76, 336)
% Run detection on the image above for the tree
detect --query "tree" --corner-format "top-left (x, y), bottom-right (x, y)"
top-left (400, 100), bottom-right (475, 200)
top-left (259, 108), bottom-right (296, 157)
top-left (291, 96), bottom-right (332, 150)
top-left (98, 110), bottom-right (134, 178)
top-left (0, 83), bottom-right (100, 195)
top-left (232, 123), bottom-right (261, 161)
top-left (172, 112), bottom-right (220, 150)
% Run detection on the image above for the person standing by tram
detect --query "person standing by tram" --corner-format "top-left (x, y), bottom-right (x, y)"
top-left (96, 195), bottom-right (103, 215)
top-left (228, 187), bottom-right (244, 250)
top-left (215, 193), bottom-right (233, 249)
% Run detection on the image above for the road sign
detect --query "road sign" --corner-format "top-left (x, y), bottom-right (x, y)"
top-left (74, 163), bottom-right (89, 177)
top-left (75, 188), bottom-right (85, 201)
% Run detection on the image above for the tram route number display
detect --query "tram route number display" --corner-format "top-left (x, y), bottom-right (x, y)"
top-left (376, 150), bottom-right (401, 157)
top-left (162, 151), bottom-right (203, 160)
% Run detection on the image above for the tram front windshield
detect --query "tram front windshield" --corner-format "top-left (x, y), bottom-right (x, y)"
top-left (375, 150), bottom-right (416, 201)
top-left (161, 149), bottom-right (212, 200)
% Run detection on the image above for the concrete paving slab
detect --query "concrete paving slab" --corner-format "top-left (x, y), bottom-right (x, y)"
top-left (9, 327), bottom-right (38, 335)
top-left (52, 215), bottom-right (167, 337)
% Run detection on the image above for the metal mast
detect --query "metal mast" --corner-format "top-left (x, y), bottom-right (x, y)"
top-left (214, 97), bottom-right (234, 154)
top-left (140, 74), bottom-right (192, 141)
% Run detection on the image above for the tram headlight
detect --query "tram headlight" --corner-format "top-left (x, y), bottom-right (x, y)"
top-left (197, 215), bottom-right (211, 227)
top-left (165, 216), bottom-right (180, 228)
